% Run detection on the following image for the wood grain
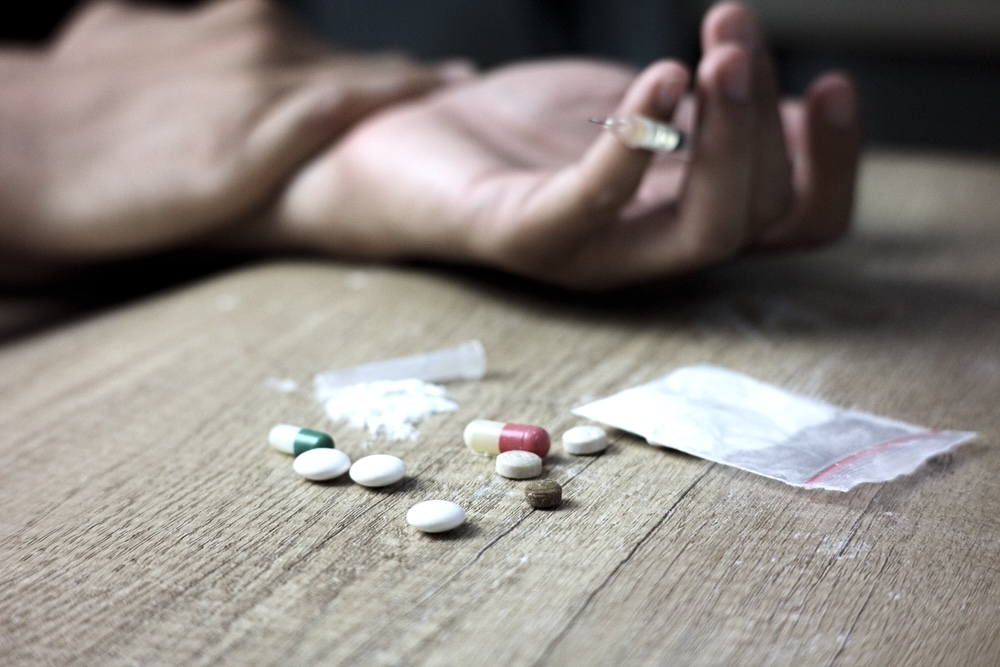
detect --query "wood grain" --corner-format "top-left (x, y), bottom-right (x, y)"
top-left (1, 152), bottom-right (999, 665)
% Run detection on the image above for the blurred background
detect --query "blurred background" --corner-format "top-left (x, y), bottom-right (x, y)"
top-left (718, 0), bottom-right (1000, 156)
top-left (287, 0), bottom-right (1000, 156)
top-left (6, 0), bottom-right (1000, 155)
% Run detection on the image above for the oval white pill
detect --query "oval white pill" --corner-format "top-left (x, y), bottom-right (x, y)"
top-left (495, 450), bottom-right (543, 479)
top-left (406, 500), bottom-right (466, 533)
top-left (562, 425), bottom-right (608, 455)
top-left (350, 454), bottom-right (406, 487)
top-left (293, 448), bottom-right (352, 481)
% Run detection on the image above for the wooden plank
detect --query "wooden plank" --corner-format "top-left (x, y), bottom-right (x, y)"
top-left (1, 153), bottom-right (998, 665)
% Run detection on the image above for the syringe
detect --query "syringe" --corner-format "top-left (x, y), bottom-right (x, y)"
top-left (590, 115), bottom-right (689, 153)
top-left (313, 340), bottom-right (486, 400)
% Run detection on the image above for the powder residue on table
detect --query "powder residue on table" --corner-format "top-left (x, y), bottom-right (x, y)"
top-left (321, 379), bottom-right (458, 440)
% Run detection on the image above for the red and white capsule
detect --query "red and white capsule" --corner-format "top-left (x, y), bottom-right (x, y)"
top-left (463, 419), bottom-right (551, 458)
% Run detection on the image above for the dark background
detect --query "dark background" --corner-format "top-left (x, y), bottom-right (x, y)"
top-left (4, 0), bottom-right (999, 155)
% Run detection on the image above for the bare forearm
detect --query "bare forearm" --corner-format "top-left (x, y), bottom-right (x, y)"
top-left (0, 0), bottom-right (454, 282)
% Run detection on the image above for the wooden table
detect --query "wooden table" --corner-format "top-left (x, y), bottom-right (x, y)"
top-left (2, 151), bottom-right (998, 665)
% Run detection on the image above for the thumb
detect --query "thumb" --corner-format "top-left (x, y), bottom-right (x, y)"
top-left (519, 60), bottom-right (689, 244)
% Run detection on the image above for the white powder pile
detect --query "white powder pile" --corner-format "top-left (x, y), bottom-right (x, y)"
top-left (322, 379), bottom-right (458, 440)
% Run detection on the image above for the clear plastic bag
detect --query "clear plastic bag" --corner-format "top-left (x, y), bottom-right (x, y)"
top-left (574, 365), bottom-right (976, 491)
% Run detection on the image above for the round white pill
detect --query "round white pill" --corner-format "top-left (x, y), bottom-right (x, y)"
top-left (349, 454), bottom-right (406, 487)
top-left (406, 500), bottom-right (466, 533)
top-left (495, 450), bottom-right (543, 479)
top-left (562, 425), bottom-right (608, 455)
top-left (293, 448), bottom-right (352, 481)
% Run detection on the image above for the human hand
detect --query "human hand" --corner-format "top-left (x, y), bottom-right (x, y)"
top-left (259, 1), bottom-right (862, 290)
top-left (0, 0), bottom-right (460, 268)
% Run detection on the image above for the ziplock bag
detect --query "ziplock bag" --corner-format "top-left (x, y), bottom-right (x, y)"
top-left (573, 365), bottom-right (976, 491)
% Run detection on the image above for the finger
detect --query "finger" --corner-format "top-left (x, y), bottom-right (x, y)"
top-left (671, 43), bottom-right (756, 267)
top-left (539, 45), bottom-right (756, 291)
top-left (703, 1), bottom-right (793, 236)
top-left (768, 72), bottom-right (863, 247)
top-left (511, 60), bottom-right (689, 251)
top-left (574, 62), bottom-right (688, 206)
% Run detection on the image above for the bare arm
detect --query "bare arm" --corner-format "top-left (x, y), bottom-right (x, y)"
top-left (0, 1), bottom-right (862, 291)
top-left (236, 2), bottom-right (863, 290)
top-left (0, 0), bottom-right (461, 282)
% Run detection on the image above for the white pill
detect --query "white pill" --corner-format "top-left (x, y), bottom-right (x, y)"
top-left (562, 425), bottom-right (608, 455)
top-left (350, 454), bottom-right (406, 487)
top-left (406, 500), bottom-right (466, 533)
top-left (495, 450), bottom-right (543, 479)
top-left (293, 448), bottom-right (352, 481)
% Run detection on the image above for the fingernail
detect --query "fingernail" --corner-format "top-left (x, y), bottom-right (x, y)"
top-left (723, 57), bottom-right (750, 102)
top-left (718, 16), bottom-right (757, 51)
top-left (824, 84), bottom-right (856, 128)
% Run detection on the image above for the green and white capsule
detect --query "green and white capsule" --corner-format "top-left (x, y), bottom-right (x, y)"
top-left (268, 424), bottom-right (335, 456)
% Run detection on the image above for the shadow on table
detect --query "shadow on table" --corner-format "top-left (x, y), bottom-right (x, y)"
top-left (0, 250), bottom-right (255, 345)
top-left (435, 228), bottom-right (1000, 346)
top-left (2, 227), bottom-right (997, 349)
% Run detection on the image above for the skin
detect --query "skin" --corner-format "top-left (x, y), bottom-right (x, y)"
top-left (0, 0), bottom-right (460, 278)
top-left (0, 1), bottom-right (862, 291)
top-left (248, 1), bottom-right (863, 290)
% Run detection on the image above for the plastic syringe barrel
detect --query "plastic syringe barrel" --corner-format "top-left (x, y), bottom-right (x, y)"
top-left (314, 340), bottom-right (486, 399)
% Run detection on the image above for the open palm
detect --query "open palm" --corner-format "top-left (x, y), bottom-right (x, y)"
top-left (269, 4), bottom-right (862, 290)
